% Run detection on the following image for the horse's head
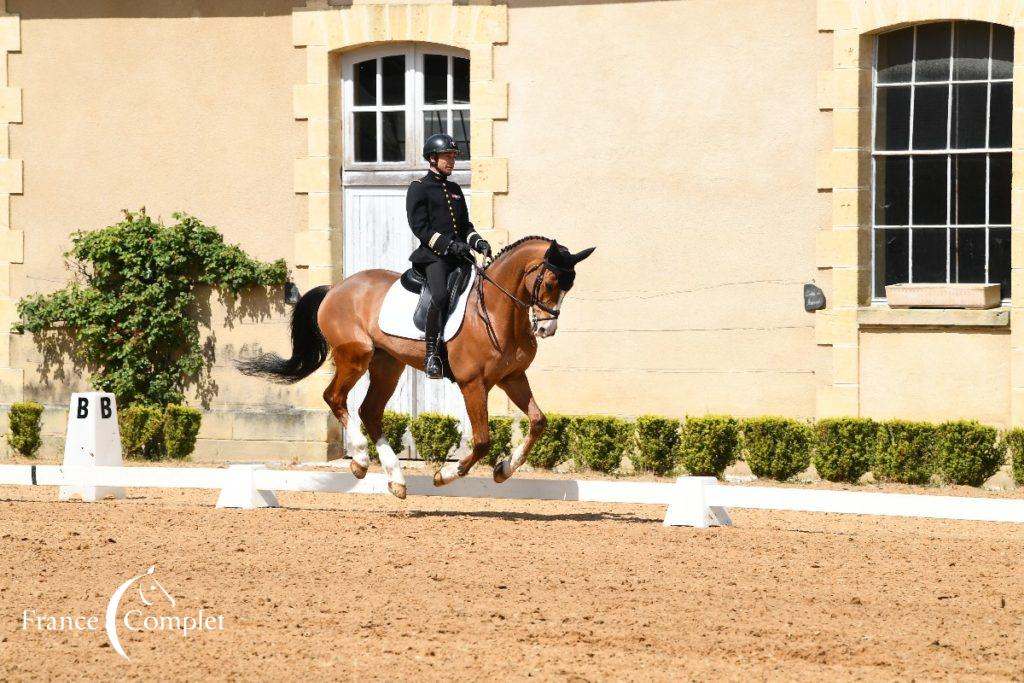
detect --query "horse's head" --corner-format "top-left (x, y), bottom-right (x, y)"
top-left (529, 240), bottom-right (596, 338)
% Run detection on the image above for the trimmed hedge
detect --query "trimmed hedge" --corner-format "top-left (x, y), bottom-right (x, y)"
top-left (872, 420), bottom-right (936, 484)
top-left (7, 401), bottom-right (43, 458)
top-left (519, 414), bottom-right (574, 469)
top-left (409, 412), bottom-right (461, 465)
top-left (632, 415), bottom-right (681, 475)
top-left (120, 405), bottom-right (165, 460)
top-left (677, 415), bottom-right (740, 477)
top-left (934, 420), bottom-right (1005, 486)
top-left (741, 417), bottom-right (813, 481)
top-left (813, 418), bottom-right (878, 483)
top-left (163, 405), bottom-right (202, 460)
top-left (1006, 428), bottom-right (1024, 486)
top-left (486, 416), bottom-right (514, 466)
top-left (364, 411), bottom-right (410, 462)
top-left (569, 416), bottom-right (631, 473)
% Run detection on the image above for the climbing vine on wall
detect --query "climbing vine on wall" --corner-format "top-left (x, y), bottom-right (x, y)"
top-left (13, 209), bottom-right (288, 407)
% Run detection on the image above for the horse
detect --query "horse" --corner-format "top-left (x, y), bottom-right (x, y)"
top-left (236, 236), bottom-right (595, 499)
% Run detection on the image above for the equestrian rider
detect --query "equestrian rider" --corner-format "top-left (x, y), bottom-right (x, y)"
top-left (406, 133), bottom-right (492, 379)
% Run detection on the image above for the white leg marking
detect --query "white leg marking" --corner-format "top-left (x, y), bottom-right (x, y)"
top-left (346, 419), bottom-right (370, 468)
top-left (376, 439), bottom-right (405, 486)
top-left (509, 442), bottom-right (528, 471)
top-left (438, 462), bottom-right (462, 485)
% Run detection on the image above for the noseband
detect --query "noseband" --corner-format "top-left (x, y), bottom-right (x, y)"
top-left (470, 258), bottom-right (569, 350)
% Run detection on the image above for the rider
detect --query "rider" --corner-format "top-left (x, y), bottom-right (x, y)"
top-left (406, 133), bottom-right (492, 379)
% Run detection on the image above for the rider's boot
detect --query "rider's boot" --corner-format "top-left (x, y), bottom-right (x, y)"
top-left (424, 304), bottom-right (444, 380)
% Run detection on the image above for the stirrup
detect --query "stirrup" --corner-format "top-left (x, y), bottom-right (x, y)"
top-left (424, 337), bottom-right (443, 380)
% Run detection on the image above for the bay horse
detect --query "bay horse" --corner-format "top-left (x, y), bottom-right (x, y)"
top-left (237, 236), bottom-right (595, 499)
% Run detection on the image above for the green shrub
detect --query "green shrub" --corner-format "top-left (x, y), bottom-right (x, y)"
top-left (363, 411), bottom-right (410, 462)
top-left (934, 420), bottom-right (1005, 486)
top-left (741, 417), bottom-right (813, 481)
top-left (163, 405), bottom-right (202, 460)
top-left (120, 405), bottom-right (165, 460)
top-left (813, 418), bottom-right (878, 483)
top-left (569, 416), bottom-right (630, 474)
top-left (486, 416), bottom-right (514, 466)
top-left (872, 420), bottom-right (936, 484)
top-left (677, 415), bottom-right (740, 477)
top-left (631, 415), bottom-right (681, 475)
top-left (1005, 428), bottom-right (1024, 487)
top-left (7, 401), bottom-right (44, 457)
top-left (409, 412), bottom-right (461, 465)
top-left (519, 414), bottom-right (574, 469)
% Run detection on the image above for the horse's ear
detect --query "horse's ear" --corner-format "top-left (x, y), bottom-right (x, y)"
top-left (545, 239), bottom-right (560, 258)
top-left (572, 246), bottom-right (596, 264)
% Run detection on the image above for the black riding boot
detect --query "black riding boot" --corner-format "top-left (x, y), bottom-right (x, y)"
top-left (424, 304), bottom-right (444, 379)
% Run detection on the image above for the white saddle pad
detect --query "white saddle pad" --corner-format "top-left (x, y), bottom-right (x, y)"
top-left (378, 269), bottom-right (476, 342)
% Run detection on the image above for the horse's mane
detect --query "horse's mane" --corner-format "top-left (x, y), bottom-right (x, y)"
top-left (484, 235), bottom-right (552, 270)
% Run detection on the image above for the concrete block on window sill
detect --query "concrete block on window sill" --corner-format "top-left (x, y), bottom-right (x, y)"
top-left (884, 283), bottom-right (1001, 309)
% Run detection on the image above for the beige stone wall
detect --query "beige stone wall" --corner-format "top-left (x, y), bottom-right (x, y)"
top-left (3, 1), bottom-right (327, 459)
top-left (490, 0), bottom-right (823, 418)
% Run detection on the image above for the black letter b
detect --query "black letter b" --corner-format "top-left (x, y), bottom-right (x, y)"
top-left (76, 397), bottom-right (89, 419)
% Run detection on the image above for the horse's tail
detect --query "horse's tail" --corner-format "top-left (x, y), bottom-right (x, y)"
top-left (235, 285), bottom-right (331, 384)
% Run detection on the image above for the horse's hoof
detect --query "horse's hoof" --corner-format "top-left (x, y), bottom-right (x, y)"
top-left (433, 470), bottom-right (446, 487)
top-left (388, 482), bottom-right (407, 500)
top-left (350, 460), bottom-right (368, 479)
top-left (493, 462), bottom-right (509, 484)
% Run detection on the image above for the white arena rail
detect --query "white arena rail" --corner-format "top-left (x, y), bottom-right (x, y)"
top-left (1, 463), bottom-right (1023, 528)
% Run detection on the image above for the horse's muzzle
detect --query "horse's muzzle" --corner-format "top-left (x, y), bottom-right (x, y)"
top-left (534, 318), bottom-right (558, 338)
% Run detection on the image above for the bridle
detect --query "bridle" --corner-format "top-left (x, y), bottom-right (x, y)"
top-left (468, 257), bottom-right (570, 351)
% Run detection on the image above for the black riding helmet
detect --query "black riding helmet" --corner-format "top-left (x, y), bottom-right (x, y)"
top-left (423, 133), bottom-right (459, 161)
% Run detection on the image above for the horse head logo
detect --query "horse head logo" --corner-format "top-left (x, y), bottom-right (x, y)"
top-left (105, 565), bottom-right (173, 660)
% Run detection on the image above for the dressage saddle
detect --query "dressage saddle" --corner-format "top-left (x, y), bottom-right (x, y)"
top-left (400, 263), bottom-right (473, 332)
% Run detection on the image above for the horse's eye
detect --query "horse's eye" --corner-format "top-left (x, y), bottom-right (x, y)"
top-left (545, 282), bottom-right (555, 292)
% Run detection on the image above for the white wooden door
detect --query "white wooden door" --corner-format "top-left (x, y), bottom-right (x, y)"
top-left (343, 185), bottom-right (471, 459)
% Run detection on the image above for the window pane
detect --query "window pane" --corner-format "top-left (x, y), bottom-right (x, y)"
top-left (453, 110), bottom-right (470, 159)
top-left (912, 228), bottom-right (948, 282)
top-left (878, 27), bottom-right (914, 83)
top-left (951, 83), bottom-right (987, 148)
top-left (354, 59), bottom-right (376, 107)
top-left (382, 55), bottom-right (405, 106)
top-left (990, 227), bottom-right (1011, 296)
top-left (913, 85), bottom-right (949, 149)
top-left (992, 25), bottom-right (1014, 79)
top-left (875, 87), bottom-right (911, 150)
top-left (990, 153), bottom-right (1011, 224)
top-left (915, 23), bottom-right (952, 81)
top-left (875, 228), bottom-right (909, 296)
top-left (382, 111), bottom-right (405, 162)
top-left (951, 153), bottom-right (985, 224)
top-left (453, 57), bottom-right (469, 105)
top-left (424, 54), bottom-right (447, 105)
top-left (875, 156), bottom-right (909, 225)
top-left (953, 21), bottom-right (991, 81)
top-left (353, 111), bottom-right (376, 162)
top-left (423, 110), bottom-right (446, 142)
top-left (912, 156), bottom-right (948, 224)
top-left (951, 227), bottom-right (986, 282)
top-left (990, 82), bottom-right (1012, 148)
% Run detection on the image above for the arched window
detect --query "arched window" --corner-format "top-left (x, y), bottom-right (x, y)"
top-left (873, 21), bottom-right (1014, 299)
top-left (342, 45), bottom-right (470, 169)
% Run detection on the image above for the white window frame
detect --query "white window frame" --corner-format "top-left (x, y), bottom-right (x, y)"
top-left (870, 21), bottom-right (1013, 302)
top-left (342, 44), bottom-right (471, 171)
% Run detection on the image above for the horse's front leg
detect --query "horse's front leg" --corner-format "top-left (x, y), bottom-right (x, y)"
top-left (493, 372), bottom-right (545, 483)
top-left (433, 379), bottom-right (491, 486)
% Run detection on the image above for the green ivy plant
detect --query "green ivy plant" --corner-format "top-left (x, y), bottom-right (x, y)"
top-left (13, 209), bottom-right (287, 407)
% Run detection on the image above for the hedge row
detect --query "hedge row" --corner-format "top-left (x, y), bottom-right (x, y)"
top-left (366, 412), bottom-right (1021, 488)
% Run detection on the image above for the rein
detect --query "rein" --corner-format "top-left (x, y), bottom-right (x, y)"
top-left (468, 257), bottom-right (565, 351)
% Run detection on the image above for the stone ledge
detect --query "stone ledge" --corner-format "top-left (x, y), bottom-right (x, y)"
top-left (858, 306), bottom-right (1010, 328)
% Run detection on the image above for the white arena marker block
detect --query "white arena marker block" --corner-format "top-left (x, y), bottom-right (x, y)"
top-left (664, 476), bottom-right (733, 528)
top-left (216, 464), bottom-right (280, 509)
top-left (59, 392), bottom-right (125, 502)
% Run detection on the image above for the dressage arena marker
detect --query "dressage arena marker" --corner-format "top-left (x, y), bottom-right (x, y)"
top-left (2, 392), bottom-right (1023, 527)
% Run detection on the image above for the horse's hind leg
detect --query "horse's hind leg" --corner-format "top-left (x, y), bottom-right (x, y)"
top-left (359, 350), bottom-right (407, 499)
top-left (323, 343), bottom-right (373, 478)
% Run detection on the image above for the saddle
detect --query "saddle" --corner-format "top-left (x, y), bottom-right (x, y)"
top-left (400, 263), bottom-right (473, 332)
